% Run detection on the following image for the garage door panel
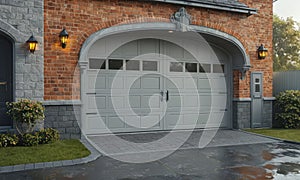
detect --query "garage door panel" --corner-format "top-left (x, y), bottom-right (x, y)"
top-left (139, 39), bottom-right (159, 55)
top-left (141, 95), bottom-right (160, 108)
top-left (108, 116), bottom-right (126, 129)
top-left (87, 74), bottom-right (107, 91)
top-left (166, 78), bottom-right (184, 89)
top-left (168, 95), bottom-right (181, 107)
top-left (212, 95), bottom-right (228, 108)
top-left (108, 96), bottom-right (124, 108)
top-left (204, 112), bottom-right (227, 127)
top-left (183, 95), bottom-right (199, 107)
top-left (126, 77), bottom-right (141, 89)
top-left (141, 115), bottom-right (161, 128)
top-left (141, 77), bottom-right (160, 89)
top-left (108, 77), bottom-right (124, 89)
top-left (184, 77), bottom-right (198, 89)
top-left (197, 113), bottom-right (210, 125)
top-left (88, 96), bottom-right (106, 111)
top-left (165, 113), bottom-right (184, 127)
top-left (128, 95), bottom-right (141, 108)
top-left (110, 40), bottom-right (138, 58)
top-left (210, 78), bottom-right (227, 91)
top-left (183, 49), bottom-right (197, 61)
top-left (183, 113), bottom-right (199, 125)
top-left (164, 42), bottom-right (184, 59)
top-left (198, 79), bottom-right (210, 90)
top-left (125, 116), bottom-right (141, 129)
top-left (199, 95), bottom-right (211, 106)
top-left (86, 115), bottom-right (107, 131)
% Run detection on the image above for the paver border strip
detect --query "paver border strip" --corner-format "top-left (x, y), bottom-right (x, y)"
top-left (238, 129), bottom-right (300, 145)
top-left (0, 136), bottom-right (101, 173)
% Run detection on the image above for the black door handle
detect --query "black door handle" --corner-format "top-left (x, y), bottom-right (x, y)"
top-left (166, 90), bottom-right (169, 102)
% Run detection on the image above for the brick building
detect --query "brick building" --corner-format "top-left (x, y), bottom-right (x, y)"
top-left (0, 0), bottom-right (273, 138)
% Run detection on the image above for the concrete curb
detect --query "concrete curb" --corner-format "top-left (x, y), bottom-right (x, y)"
top-left (238, 129), bottom-right (300, 145)
top-left (0, 137), bottom-right (101, 173)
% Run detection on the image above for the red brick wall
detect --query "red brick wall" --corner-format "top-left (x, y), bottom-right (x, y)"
top-left (44, 0), bottom-right (273, 100)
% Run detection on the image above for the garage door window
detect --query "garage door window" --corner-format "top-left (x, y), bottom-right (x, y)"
top-left (126, 60), bottom-right (140, 71)
top-left (89, 59), bottom-right (106, 69)
top-left (213, 64), bottom-right (225, 73)
top-left (170, 62), bottom-right (183, 72)
top-left (185, 63), bottom-right (197, 73)
top-left (199, 64), bottom-right (211, 73)
top-left (109, 59), bottom-right (123, 70)
top-left (143, 61), bottom-right (158, 71)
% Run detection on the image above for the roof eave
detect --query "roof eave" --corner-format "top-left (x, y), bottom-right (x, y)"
top-left (145, 0), bottom-right (258, 15)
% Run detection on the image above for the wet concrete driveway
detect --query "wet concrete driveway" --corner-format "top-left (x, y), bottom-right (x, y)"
top-left (0, 130), bottom-right (300, 180)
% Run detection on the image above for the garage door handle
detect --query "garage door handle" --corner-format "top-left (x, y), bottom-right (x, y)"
top-left (160, 90), bottom-right (164, 101)
top-left (166, 90), bottom-right (169, 102)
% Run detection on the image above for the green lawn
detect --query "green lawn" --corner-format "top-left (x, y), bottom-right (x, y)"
top-left (245, 129), bottom-right (300, 142)
top-left (0, 139), bottom-right (91, 166)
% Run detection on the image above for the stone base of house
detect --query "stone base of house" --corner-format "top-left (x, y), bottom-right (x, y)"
top-left (43, 101), bottom-right (81, 139)
top-left (233, 100), bottom-right (251, 129)
top-left (233, 99), bottom-right (273, 129)
top-left (263, 100), bottom-right (273, 127)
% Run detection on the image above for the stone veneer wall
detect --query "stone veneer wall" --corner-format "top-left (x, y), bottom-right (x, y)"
top-left (233, 100), bottom-right (251, 129)
top-left (44, 102), bottom-right (81, 139)
top-left (233, 99), bottom-right (273, 129)
top-left (263, 100), bottom-right (273, 127)
top-left (0, 0), bottom-right (44, 100)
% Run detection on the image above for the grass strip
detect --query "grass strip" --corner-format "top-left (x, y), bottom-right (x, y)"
top-left (245, 129), bottom-right (300, 142)
top-left (0, 139), bottom-right (90, 166)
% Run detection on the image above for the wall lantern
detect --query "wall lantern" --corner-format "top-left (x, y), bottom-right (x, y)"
top-left (257, 44), bottom-right (268, 59)
top-left (59, 28), bottom-right (69, 49)
top-left (26, 35), bottom-right (38, 54)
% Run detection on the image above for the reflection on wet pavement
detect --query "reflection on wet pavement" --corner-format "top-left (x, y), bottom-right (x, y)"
top-left (0, 142), bottom-right (299, 180)
top-left (268, 143), bottom-right (300, 179)
top-left (227, 143), bottom-right (300, 180)
top-left (230, 166), bottom-right (273, 179)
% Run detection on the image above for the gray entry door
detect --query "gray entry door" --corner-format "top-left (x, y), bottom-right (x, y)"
top-left (0, 34), bottom-right (13, 127)
top-left (251, 72), bottom-right (263, 128)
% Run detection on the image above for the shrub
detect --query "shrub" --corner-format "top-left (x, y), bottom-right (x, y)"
top-left (6, 99), bottom-right (45, 134)
top-left (275, 90), bottom-right (300, 128)
top-left (0, 134), bottom-right (19, 148)
top-left (38, 128), bottom-right (60, 144)
top-left (19, 133), bottom-right (40, 146)
top-left (0, 128), bottom-right (60, 147)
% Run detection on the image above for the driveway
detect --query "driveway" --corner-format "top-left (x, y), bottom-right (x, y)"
top-left (88, 129), bottom-right (278, 156)
top-left (1, 130), bottom-right (300, 180)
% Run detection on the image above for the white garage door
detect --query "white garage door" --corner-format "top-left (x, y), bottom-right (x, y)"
top-left (84, 39), bottom-right (230, 134)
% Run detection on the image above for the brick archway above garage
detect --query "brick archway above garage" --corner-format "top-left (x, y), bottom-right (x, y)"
top-left (79, 23), bottom-right (250, 77)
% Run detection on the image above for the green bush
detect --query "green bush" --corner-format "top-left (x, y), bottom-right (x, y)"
top-left (20, 133), bottom-right (40, 146)
top-left (275, 90), bottom-right (300, 128)
top-left (0, 134), bottom-right (19, 147)
top-left (37, 128), bottom-right (60, 144)
top-left (6, 99), bottom-right (45, 134)
top-left (1, 128), bottom-right (60, 147)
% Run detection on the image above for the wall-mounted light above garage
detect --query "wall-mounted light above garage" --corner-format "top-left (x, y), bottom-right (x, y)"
top-left (257, 44), bottom-right (268, 59)
top-left (59, 28), bottom-right (69, 49)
